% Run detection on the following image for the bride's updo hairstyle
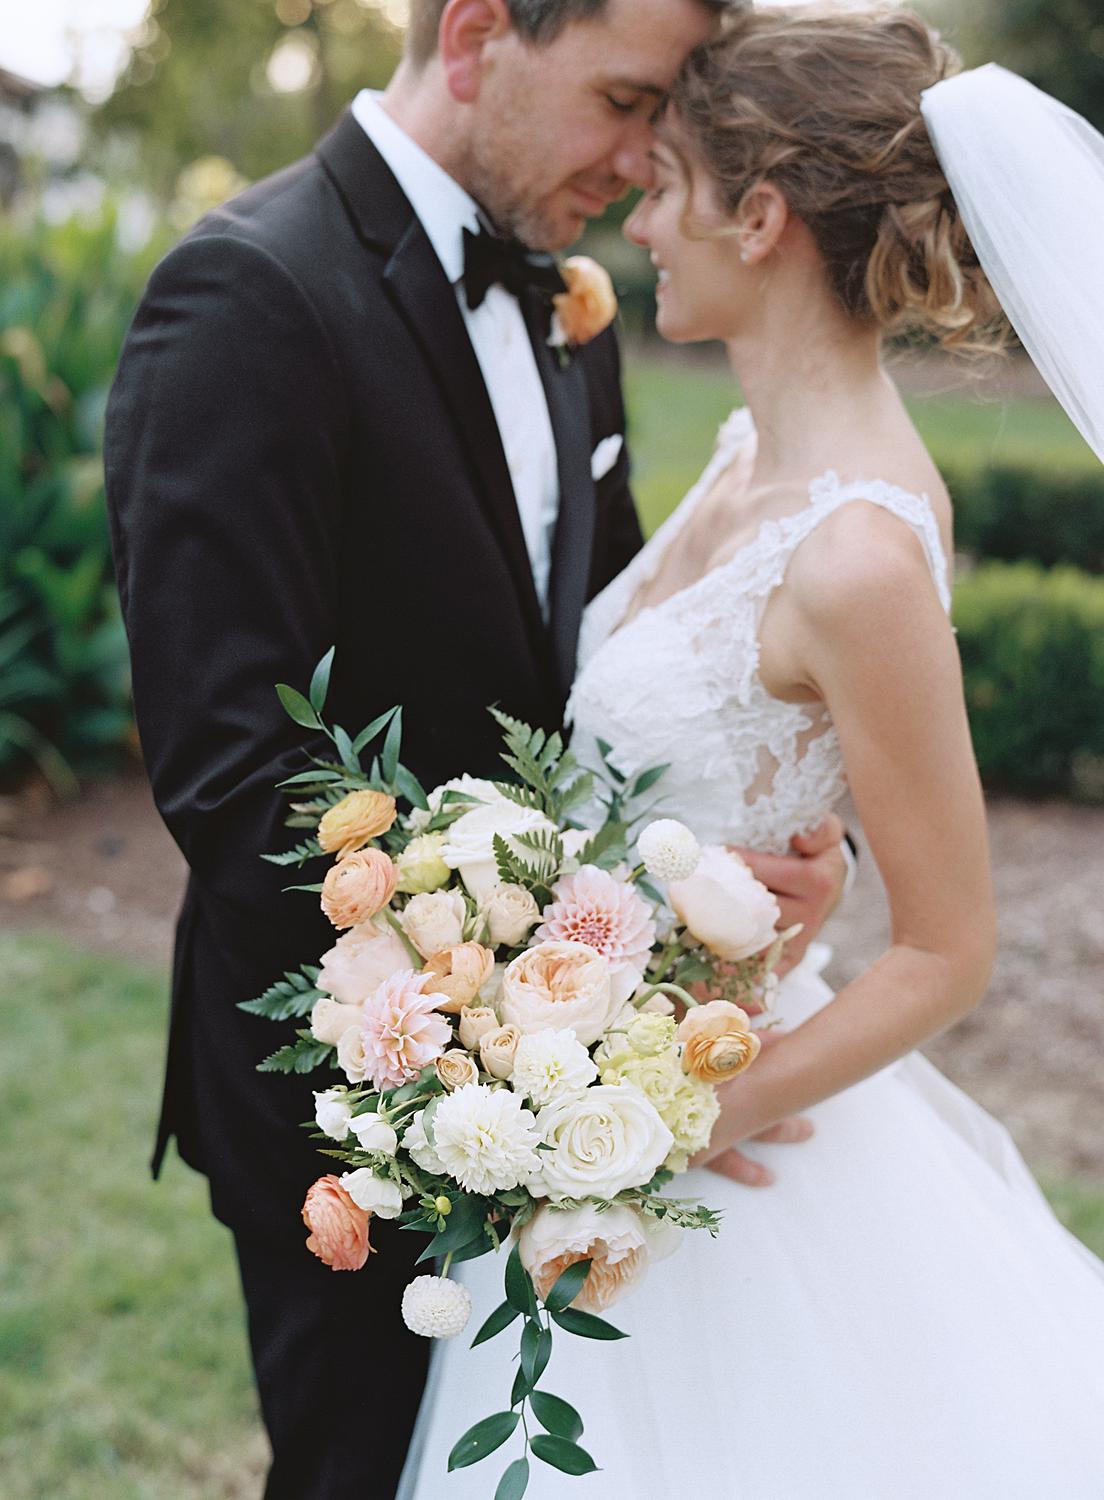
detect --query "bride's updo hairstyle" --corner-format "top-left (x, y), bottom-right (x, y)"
top-left (671, 4), bottom-right (1007, 350)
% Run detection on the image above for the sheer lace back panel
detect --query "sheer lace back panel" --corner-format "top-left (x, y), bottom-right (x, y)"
top-left (567, 410), bottom-right (952, 854)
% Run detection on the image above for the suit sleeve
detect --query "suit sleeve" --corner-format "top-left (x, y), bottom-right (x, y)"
top-left (583, 326), bottom-right (644, 597)
top-left (104, 232), bottom-right (349, 934)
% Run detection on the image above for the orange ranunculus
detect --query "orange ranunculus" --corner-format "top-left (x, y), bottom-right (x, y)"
top-left (302, 1175), bottom-right (374, 1271)
top-left (317, 790), bottom-right (397, 859)
top-left (677, 1000), bottom-right (761, 1084)
top-left (320, 847), bottom-right (399, 929)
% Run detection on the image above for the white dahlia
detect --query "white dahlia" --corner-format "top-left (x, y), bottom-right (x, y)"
top-left (401, 1275), bottom-right (473, 1339)
top-left (432, 1082), bottom-right (541, 1195)
top-left (637, 819), bottom-right (701, 882)
top-left (402, 1108), bottom-right (447, 1176)
top-left (510, 1027), bottom-right (598, 1109)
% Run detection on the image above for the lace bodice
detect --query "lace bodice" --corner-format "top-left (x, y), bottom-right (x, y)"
top-left (567, 409), bottom-right (952, 853)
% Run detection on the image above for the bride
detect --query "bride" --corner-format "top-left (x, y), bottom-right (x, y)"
top-left (400, 6), bottom-right (1104, 1496)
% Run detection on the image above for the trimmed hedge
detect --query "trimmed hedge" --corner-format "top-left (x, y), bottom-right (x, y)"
top-left (955, 562), bottom-right (1104, 799)
top-left (949, 466), bottom-right (1104, 575)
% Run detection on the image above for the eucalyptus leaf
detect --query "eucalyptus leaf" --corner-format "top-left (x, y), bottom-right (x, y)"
top-left (495, 1456), bottom-right (529, 1500)
top-left (333, 724), bottom-right (360, 774)
top-left (504, 1242), bottom-right (537, 1316)
top-left (549, 1307), bottom-right (628, 1340)
top-left (529, 1435), bottom-right (598, 1476)
top-left (448, 1411), bottom-right (520, 1471)
top-left (276, 683), bottom-right (322, 730)
top-left (471, 1300), bottom-right (521, 1348)
top-left (544, 1257), bottom-right (591, 1313)
top-left (382, 706), bottom-right (403, 782)
top-left (528, 1391), bottom-right (584, 1443)
top-left (630, 763), bottom-right (670, 798)
top-left (308, 646), bottom-right (335, 713)
top-left (520, 1321), bottom-right (552, 1388)
top-left (352, 706), bottom-right (398, 755)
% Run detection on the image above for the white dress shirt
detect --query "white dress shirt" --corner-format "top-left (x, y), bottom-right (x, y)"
top-left (351, 90), bottom-right (560, 616)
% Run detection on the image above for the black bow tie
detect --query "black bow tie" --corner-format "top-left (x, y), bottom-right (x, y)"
top-left (462, 224), bottom-right (566, 311)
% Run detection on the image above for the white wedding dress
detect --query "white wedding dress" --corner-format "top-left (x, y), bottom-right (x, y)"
top-left (399, 410), bottom-right (1104, 1500)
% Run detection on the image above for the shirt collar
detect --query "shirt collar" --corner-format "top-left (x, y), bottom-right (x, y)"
top-left (350, 89), bottom-right (479, 286)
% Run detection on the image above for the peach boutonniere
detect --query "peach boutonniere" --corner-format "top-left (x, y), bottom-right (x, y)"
top-left (550, 256), bottom-right (618, 362)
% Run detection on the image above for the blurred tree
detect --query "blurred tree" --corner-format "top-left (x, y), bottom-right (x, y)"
top-left (93, 0), bottom-right (405, 197)
top-left (931, 0), bottom-right (1104, 127)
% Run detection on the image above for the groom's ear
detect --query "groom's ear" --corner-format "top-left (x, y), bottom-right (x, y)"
top-left (440, 0), bottom-right (514, 104)
top-left (735, 181), bottom-right (790, 266)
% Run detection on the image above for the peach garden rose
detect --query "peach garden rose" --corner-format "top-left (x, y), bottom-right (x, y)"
top-left (498, 939), bottom-right (620, 1047)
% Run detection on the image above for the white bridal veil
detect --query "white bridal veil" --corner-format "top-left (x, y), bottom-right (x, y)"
top-left (920, 64), bottom-right (1104, 465)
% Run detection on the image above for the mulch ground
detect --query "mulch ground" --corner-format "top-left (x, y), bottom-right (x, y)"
top-left (2, 770), bottom-right (1102, 1178)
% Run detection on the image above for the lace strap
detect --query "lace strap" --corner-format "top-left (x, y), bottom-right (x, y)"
top-left (763, 474), bottom-right (952, 613)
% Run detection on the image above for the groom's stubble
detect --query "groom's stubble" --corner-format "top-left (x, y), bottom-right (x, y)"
top-left (403, 0), bottom-right (722, 251)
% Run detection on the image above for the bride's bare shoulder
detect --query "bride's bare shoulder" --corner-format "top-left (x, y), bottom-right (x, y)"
top-left (784, 475), bottom-right (952, 625)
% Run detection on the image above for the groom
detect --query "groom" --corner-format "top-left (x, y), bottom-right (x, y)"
top-left (105, 1), bottom-right (844, 1494)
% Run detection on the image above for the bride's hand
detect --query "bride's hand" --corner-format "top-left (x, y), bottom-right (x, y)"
top-left (694, 1031), bottom-right (815, 1187)
top-left (731, 814), bottom-right (847, 974)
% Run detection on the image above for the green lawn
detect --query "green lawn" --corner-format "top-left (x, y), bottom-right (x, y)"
top-left (3, 930), bottom-right (1102, 1497)
top-left (623, 355), bottom-right (1097, 536)
top-left (0, 933), bottom-right (264, 1500)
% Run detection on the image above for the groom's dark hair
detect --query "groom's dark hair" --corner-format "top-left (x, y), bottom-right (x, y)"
top-left (406, 0), bottom-right (736, 68)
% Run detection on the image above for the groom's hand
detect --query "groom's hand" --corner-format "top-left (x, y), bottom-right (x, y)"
top-left (731, 814), bottom-right (848, 973)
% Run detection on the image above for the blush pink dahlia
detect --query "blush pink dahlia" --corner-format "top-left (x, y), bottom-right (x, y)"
top-left (535, 865), bottom-right (656, 1005)
top-left (360, 970), bottom-right (453, 1090)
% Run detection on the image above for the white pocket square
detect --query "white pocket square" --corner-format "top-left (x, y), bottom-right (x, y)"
top-left (590, 433), bottom-right (624, 482)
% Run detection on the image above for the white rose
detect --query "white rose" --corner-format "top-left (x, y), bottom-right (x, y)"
top-left (313, 1088), bottom-right (354, 1141)
top-left (339, 1169), bottom-right (404, 1218)
top-left (479, 1024), bottom-right (522, 1081)
top-left (439, 801), bottom-right (558, 903)
top-left (336, 1024), bottom-right (369, 1084)
top-left (458, 1005), bottom-right (499, 1050)
top-left (511, 1027), bottom-right (598, 1108)
top-left (667, 845), bottom-right (781, 961)
top-left (406, 776), bottom-right (508, 835)
top-left (498, 940), bottom-right (621, 1047)
top-left (403, 1109), bottom-right (447, 1176)
top-left (531, 1083), bottom-right (673, 1201)
top-left (347, 1111), bottom-right (398, 1154)
top-left (310, 996), bottom-right (363, 1046)
top-left (479, 883), bottom-right (541, 947)
top-left (518, 1202), bottom-right (655, 1312)
top-left (400, 889), bottom-right (468, 960)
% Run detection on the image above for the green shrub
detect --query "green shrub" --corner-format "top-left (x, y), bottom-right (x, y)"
top-left (0, 206), bottom-right (162, 785)
top-left (954, 563), bottom-right (1104, 799)
top-left (949, 466), bottom-right (1104, 574)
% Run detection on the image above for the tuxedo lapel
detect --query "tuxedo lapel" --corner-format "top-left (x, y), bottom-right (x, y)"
top-left (523, 293), bottom-right (597, 697)
top-left (316, 112), bottom-right (549, 668)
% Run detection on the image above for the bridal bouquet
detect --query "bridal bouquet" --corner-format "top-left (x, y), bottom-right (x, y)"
top-left (243, 649), bottom-right (795, 1491)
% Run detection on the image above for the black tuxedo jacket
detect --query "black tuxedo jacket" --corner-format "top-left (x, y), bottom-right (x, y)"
top-left (104, 110), bottom-right (643, 1234)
